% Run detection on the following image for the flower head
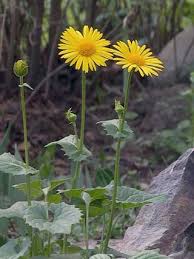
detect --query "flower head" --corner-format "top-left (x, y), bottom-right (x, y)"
top-left (58, 26), bottom-right (113, 73)
top-left (13, 60), bottom-right (28, 77)
top-left (115, 100), bottom-right (124, 118)
top-left (113, 40), bottom-right (163, 77)
top-left (65, 108), bottom-right (77, 124)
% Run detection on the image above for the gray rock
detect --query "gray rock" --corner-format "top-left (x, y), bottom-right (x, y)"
top-left (113, 149), bottom-right (194, 256)
top-left (151, 26), bottom-right (194, 85)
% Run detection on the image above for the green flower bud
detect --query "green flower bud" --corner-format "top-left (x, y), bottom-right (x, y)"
top-left (13, 60), bottom-right (28, 77)
top-left (115, 100), bottom-right (124, 117)
top-left (65, 108), bottom-right (77, 124)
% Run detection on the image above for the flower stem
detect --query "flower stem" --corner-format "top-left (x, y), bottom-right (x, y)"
top-left (72, 72), bottom-right (86, 188)
top-left (103, 72), bottom-right (133, 253)
top-left (79, 71), bottom-right (86, 151)
top-left (19, 76), bottom-right (32, 257)
top-left (84, 204), bottom-right (89, 258)
top-left (191, 87), bottom-right (194, 146)
top-left (19, 76), bottom-right (31, 206)
top-left (47, 232), bottom-right (51, 257)
top-left (62, 234), bottom-right (68, 253)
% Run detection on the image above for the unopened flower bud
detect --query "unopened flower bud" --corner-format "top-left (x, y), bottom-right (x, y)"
top-left (13, 60), bottom-right (28, 77)
top-left (65, 108), bottom-right (77, 124)
top-left (115, 100), bottom-right (124, 117)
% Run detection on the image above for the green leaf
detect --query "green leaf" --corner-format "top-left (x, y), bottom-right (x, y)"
top-left (13, 178), bottom-right (66, 199)
top-left (50, 179), bottom-right (66, 190)
top-left (0, 201), bottom-right (28, 219)
top-left (96, 168), bottom-right (113, 187)
top-left (98, 119), bottom-right (134, 140)
top-left (59, 187), bottom-right (107, 201)
top-left (32, 256), bottom-right (81, 259)
top-left (46, 135), bottom-right (91, 162)
top-left (24, 202), bottom-right (82, 234)
top-left (0, 237), bottom-right (30, 259)
top-left (13, 180), bottom-right (42, 199)
top-left (59, 188), bottom-right (108, 217)
top-left (106, 183), bottom-right (166, 209)
top-left (79, 204), bottom-right (107, 217)
top-left (128, 249), bottom-right (170, 258)
top-left (89, 255), bottom-right (112, 259)
top-left (51, 255), bottom-right (81, 259)
top-left (0, 153), bottom-right (38, 175)
top-left (47, 194), bottom-right (62, 204)
top-left (0, 201), bottom-right (44, 219)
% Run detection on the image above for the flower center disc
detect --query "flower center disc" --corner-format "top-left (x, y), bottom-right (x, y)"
top-left (128, 53), bottom-right (145, 66)
top-left (78, 41), bottom-right (96, 57)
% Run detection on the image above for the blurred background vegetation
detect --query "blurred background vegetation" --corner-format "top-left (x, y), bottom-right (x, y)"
top-left (1, 0), bottom-right (194, 88)
top-left (0, 0), bottom-right (194, 237)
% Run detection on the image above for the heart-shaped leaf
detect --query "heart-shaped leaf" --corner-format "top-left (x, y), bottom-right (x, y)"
top-left (79, 204), bottom-right (107, 217)
top-left (59, 187), bottom-right (107, 201)
top-left (0, 237), bottom-right (31, 259)
top-left (96, 168), bottom-right (113, 187)
top-left (89, 255), bottom-right (112, 259)
top-left (32, 256), bottom-right (81, 259)
top-left (0, 201), bottom-right (28, 219)
top-left (24, 202), bottom-right (82, 234)
top-left (0, 153), bottom-right (38, 175)
top-left (98, 119), bottom-right (134, 140)
top-left (51, 255), bottom-right (80, 259)
top-left (59, 187), bottom-right (109, 217)
top-left (13, 178), bottom-right (66, 199)
top-left (0, 201), bottom-right (44, 219)
top-left (106, 183), bottom-right (166, 209)
top-left (46, 135), bottom-right (91, 162)
top-left (47, 194), bottom-right (62, 204)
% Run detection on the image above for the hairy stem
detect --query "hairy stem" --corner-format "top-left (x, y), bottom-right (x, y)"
top-left (62, 234), bottom-right (68, 253)
top-left (47, 232), bottom-right (51, 256)
top-left (19, 76), bottom-right (31, 205)
top-left (85, 204), bottom-right (89, 258)
top-left (19, 77), bottom-right (32, 257)
top-left (103, 72), bottom-right (133, 253)
top-left (72, 72), bottom-right (86, 188)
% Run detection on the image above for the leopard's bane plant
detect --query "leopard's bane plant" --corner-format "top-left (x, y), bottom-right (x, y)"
top-left (102, 40), bottom-right (164, 252)
top-left (14, 59), bottom-right (32, 206)
top-left (56, 25), bottom-right (113, 188)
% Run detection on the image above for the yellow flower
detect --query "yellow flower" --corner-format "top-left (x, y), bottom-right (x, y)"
top-left (58, 26), bottom-right (113, 73)
top-left (113, 40), bottom-right (164, 77)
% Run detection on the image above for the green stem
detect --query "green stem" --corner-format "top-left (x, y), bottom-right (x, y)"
top-left (71, 72), bottom-right (86, 188)
top-left (19, 76), bottom-right (31, 206)
top-left (103, 72), bottom-right (133, 253)
top-left (85, 205), bottom-right (89, 258)
top-left (79, 71), bottom-right (86, 151)
top-left (47, 232), bottom-right (51, 257)
top-left (62, 234), bottom-right (68, 253)
top-left (72, 162), bottom-right (80, 188)
top-left (191, 87), bottom-right (194, 146)
top-left (100, 213), bottom-right (106, 253)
